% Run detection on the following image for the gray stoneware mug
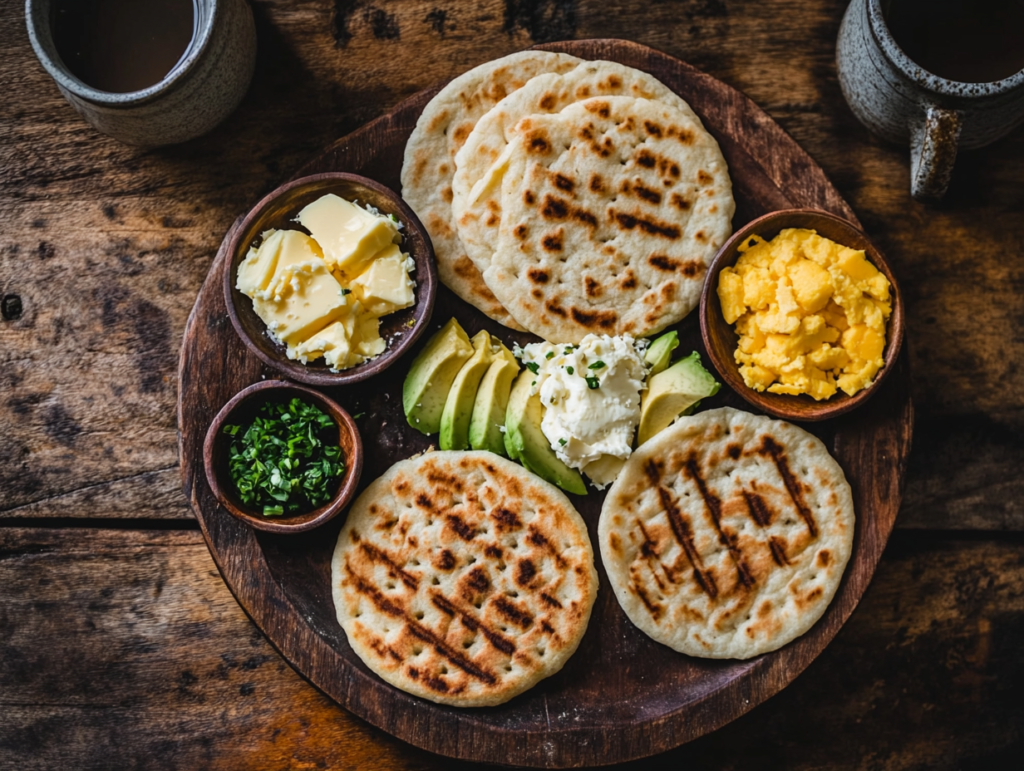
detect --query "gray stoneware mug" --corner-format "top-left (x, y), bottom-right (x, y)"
top-left (25, 0), bottom-right (256, 147)
top-left (837, 0), bottom-right (1024, 201)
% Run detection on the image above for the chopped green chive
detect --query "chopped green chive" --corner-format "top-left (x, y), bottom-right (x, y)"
top-left (558, 438), bottom-right (567, 446)
top-left (545, 351), bottom-right (555, 359)
top-left (588, 360), bottom-right (606, 370)
top-left (226, 397), bottom-right (344, 517)
top-left (585, 376), bottom-right (600, 389)
top-left (566, 366), bottom-right (574, 375)
top-left (564, 346), bottom-right (574, 355)
top-left (525, 361), bottom-right (540, 374)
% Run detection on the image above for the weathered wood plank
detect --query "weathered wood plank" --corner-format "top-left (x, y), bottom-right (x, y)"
top-left (0, 1), bottom-right (1022, 526)
top-left (1, 527), bottom-right (1021, 769)
top-left (0, 466), bottom-right (189, 519)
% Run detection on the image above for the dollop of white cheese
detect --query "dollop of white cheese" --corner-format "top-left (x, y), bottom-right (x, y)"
top-left (519, 334), bottom-right (648, 489)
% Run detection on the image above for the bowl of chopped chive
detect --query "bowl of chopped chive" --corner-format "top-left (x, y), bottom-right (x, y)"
top-left (203, 380), bottom-right (363, 533)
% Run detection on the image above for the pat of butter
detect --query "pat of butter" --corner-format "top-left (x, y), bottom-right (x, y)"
top-left (253, 260), bottom-right (349, 348)
top-left (292, 302), bottom-right (386, 371)
top-left (297, 193), bottom-right (397, 277)
top-left (349, 244), bottom-right (415, 316)
top-left (236, 229), bottom-right (324, 298)
top-left (294, 308), bottom-right (361, 370)
top-left (355, 314), bottom-right (386, 359)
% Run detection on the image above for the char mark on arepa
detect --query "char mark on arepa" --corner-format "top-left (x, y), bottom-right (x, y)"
top-left (570, 306), bottom-right (617, 330)
top-left (349, 572), bottom-right (498, 683)
top-left (493, 595), bottom-right (534, 630)
top-left (741, 491), bottom-right (790, 566)
top-left (446, 513), bottom-right (477, 541)
top-left (430, 592), bottom-right (516, 656)
top-left (768, 536), bottom-right (791, 567)
top-left (635, 518), bottom-right (675, 592)
top-left (645, 459), bottom-right (718, 599)
top-left (682, 457), bottom-right (755, 589)
top-left (756, 436), bottom-right (819, 538)
top-left (611, 210), bottom-right (680, 239)
top-left (526, 524), bottom-right (567, 567)
top-left (742, 490), bottom-right (773, 528)
top-left (540, 194), bottom-right (598, 227)
top-left (631, 571), bottom-right (663, 621)
top-left (358, 541), bottom-right (420, 590)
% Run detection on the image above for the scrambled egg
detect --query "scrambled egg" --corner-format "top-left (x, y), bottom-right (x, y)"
top-left (717, 228), bottom-right (891, 400)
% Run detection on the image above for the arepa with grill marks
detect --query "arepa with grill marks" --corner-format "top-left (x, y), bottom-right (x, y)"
top-left (401, 50), bottom-right (581, 329)
top-left (332, 451), bottom-right (598, 706)
top-left (473, 95), bottom-right (733, 343)
top-left (599, 407), bottom-right (854, 659)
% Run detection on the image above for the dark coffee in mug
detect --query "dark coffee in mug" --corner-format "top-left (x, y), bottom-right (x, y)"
top-left (886, 0), bottom-right (1024, 83)
top-left (51, 0), bottom-right (196, 93)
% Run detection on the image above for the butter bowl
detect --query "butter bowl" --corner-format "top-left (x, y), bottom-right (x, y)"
top-left (699, 209), bottom-right (904, 422)
top-left (223, 173), bottom-right (437, 386)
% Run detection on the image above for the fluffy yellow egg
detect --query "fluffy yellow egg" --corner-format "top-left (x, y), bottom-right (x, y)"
top-left (717, 228), bottom-right (891, 400)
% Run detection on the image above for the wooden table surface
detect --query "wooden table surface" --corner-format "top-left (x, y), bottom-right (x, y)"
top-left (2, 1), bottom-right (1022, 768)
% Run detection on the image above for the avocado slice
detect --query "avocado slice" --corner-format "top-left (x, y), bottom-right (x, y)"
top-left (504, 371), bottom-right (586, 495)
top-left (644, 330), bottom-right (680, 376)
top-left (637, 351), bottom-right (720, 446)
top-left (403, 318), bottom-right (474, 435)
top-left (468, 341), bottom-right (519, 456)
top-left (439, 330), bottom-right (494, 450)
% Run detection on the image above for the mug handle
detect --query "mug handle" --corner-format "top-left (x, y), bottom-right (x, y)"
top-left (910, 106), bottom-right (961, 202)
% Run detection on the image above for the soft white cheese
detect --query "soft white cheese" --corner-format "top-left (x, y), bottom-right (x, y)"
top-left (519, 334), bottom-right (648, 489)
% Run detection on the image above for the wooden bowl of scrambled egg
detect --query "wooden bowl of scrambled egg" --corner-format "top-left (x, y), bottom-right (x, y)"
top-left (700, 209), bottom-right (904, 422)
top-left (223, 173), bottom-right (438, 386)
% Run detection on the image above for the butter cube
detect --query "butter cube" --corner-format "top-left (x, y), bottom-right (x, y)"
top-left (349, 244), bottom-right (415, 317)
top-left (355, 315), bottom-right (386, 358)
top-left (252, 260), bottom-right (349, 347)
top-left (294, 309), bottom-right (361, 369)
top-left (297, 193), bottom-right (397, 277)
top-left (238, 230), bottom-right (325, 300)
top-left (236, 229), bottom-right (284, 296)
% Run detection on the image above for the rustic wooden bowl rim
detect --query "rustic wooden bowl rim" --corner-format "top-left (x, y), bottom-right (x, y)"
top-left (700, 208), bottom-right (905, 422)
top-left (222, 172), bottom-right (437, 387)
top-left (202, 379), bottom-right (363, 534)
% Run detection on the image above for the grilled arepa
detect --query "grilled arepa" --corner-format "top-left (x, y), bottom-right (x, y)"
top-left (599, 407), bottom-right (854, 659)
top-left (401, 50), bottom-right (580, 329)
top-left (332, 451), bottom-right (598, 706)
top-left (461, 95), bottom-right (733, 343)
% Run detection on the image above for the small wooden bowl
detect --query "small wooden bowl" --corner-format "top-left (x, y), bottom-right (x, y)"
top-left (700, 209), bottom-right (904, 422)
top-left (203, 380), bottom-right (363, 534)
top-left (223, 172), bottom-right (437, 386)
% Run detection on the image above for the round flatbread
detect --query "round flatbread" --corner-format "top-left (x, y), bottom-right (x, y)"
top-left (401, 50), bottom-right (581, 329)
top-left (332, 451), bottom-right (598, 707)
top-left (469, 95), bottom-right (733, 343)
top-left (451, 59), bottom-right (706, 275)
top-left (599, 407), bottom-right (855, 659)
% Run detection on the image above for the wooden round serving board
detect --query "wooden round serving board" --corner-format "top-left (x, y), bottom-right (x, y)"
top-left (178, 40), bottom-right (913, 767)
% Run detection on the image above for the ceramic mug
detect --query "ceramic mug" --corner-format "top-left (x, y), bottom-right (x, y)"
top-left (25, 0), bottom-right (257, 147)
top-left (837, 0), bottom-right (1024, 201)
